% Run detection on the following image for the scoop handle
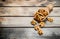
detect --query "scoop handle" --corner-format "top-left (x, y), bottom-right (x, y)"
top-left (41, 4), bottom-right (54, 21)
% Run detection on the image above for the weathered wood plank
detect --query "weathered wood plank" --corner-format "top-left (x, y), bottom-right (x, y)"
top-left (0, 7), bottom-right (60, 16)
top-left (0, 0), bottom-right (60, 6)
top-left (0, 28), bottom-right (60, 39)
top-left (0, 17), bottom-right (60, 27)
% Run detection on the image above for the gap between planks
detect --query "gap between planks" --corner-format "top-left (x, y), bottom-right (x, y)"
top-left (0, 6), bottom-right (60, 7)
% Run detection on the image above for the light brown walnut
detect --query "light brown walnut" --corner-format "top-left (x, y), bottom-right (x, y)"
top-left (31, 20), bottom-right (37, 25)
top-left (47, 18), bottom-right (53, 22)
top-left (39, 22), bottom-right (45, 27)
top-left (34, 25), bottom-right (40, 31)
top-left (38, 29), bottom-right (43, 35)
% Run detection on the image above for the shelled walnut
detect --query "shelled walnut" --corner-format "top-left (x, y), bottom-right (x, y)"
top-left (47, 18), bottom-right (53, 22)
top-left (31, 20), bottom-right (37, 25)
top-left (34, 11), bottom-right (45, 22)
top-left (38, 29), bottom-right (43, 35)
top-left (34, 25), bottom-right (40, 31)
top-left (38, 9), bottom-right (48, 16)
top-left (39, 22), bottom-right (45, 27)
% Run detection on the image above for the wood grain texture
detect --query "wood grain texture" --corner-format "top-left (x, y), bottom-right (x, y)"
top-left (0, 0), bottom-right (60, 39)
top-left (0, 0), bottom-right (60, 6)
top-left (0, 28), bottom-right (60, 39)
top-left (0, 17), bottom-right (59, 27)
top-left (0, 7), bottom-right (60, 17)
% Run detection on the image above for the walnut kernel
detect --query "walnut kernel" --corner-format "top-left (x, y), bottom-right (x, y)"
top-left (38, 29), bottom-right (43, 35)
top-left (39, 22), bottom-right (45, 27)
top-left (31, 20), bottom-right (36, 25)
top-left (34, 25), bottom-right (40, 31)
top-left (47, 18), bottom-right (53, 22)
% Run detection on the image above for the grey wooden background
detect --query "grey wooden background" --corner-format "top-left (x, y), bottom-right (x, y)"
top-left (0, 0), bottom-right (60, 39)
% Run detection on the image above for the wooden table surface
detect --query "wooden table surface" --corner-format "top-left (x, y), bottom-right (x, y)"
top-left (0, 0), bottom-right (60, 39)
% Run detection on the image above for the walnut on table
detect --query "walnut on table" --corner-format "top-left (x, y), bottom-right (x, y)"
top-left (34, 25), bottom-right (43, 35)
top-left (39, 22), bottom-right (45, 27)
top-left (38, 29), bottom-right (43, 35)
top-left (31, 19), bottom-right (37, 25)
top-left (34, 25), bottom-right (40, 31)
top-left (47, 18), bottom-right (53, 22)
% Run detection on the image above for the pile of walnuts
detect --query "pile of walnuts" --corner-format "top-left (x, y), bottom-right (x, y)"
top-left (31, 4), bottom-right (54, 35)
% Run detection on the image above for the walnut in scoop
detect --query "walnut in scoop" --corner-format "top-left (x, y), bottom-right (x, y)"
top-left (34, 12), bottom-right (45, 22)
top-left (38, 9), bottom-right (48, 16)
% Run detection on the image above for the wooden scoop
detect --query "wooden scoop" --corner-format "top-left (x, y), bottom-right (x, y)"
top-left (34, 4), bottom-right (54, 22)
top-left (41, 4), bottom-right (54, 21)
